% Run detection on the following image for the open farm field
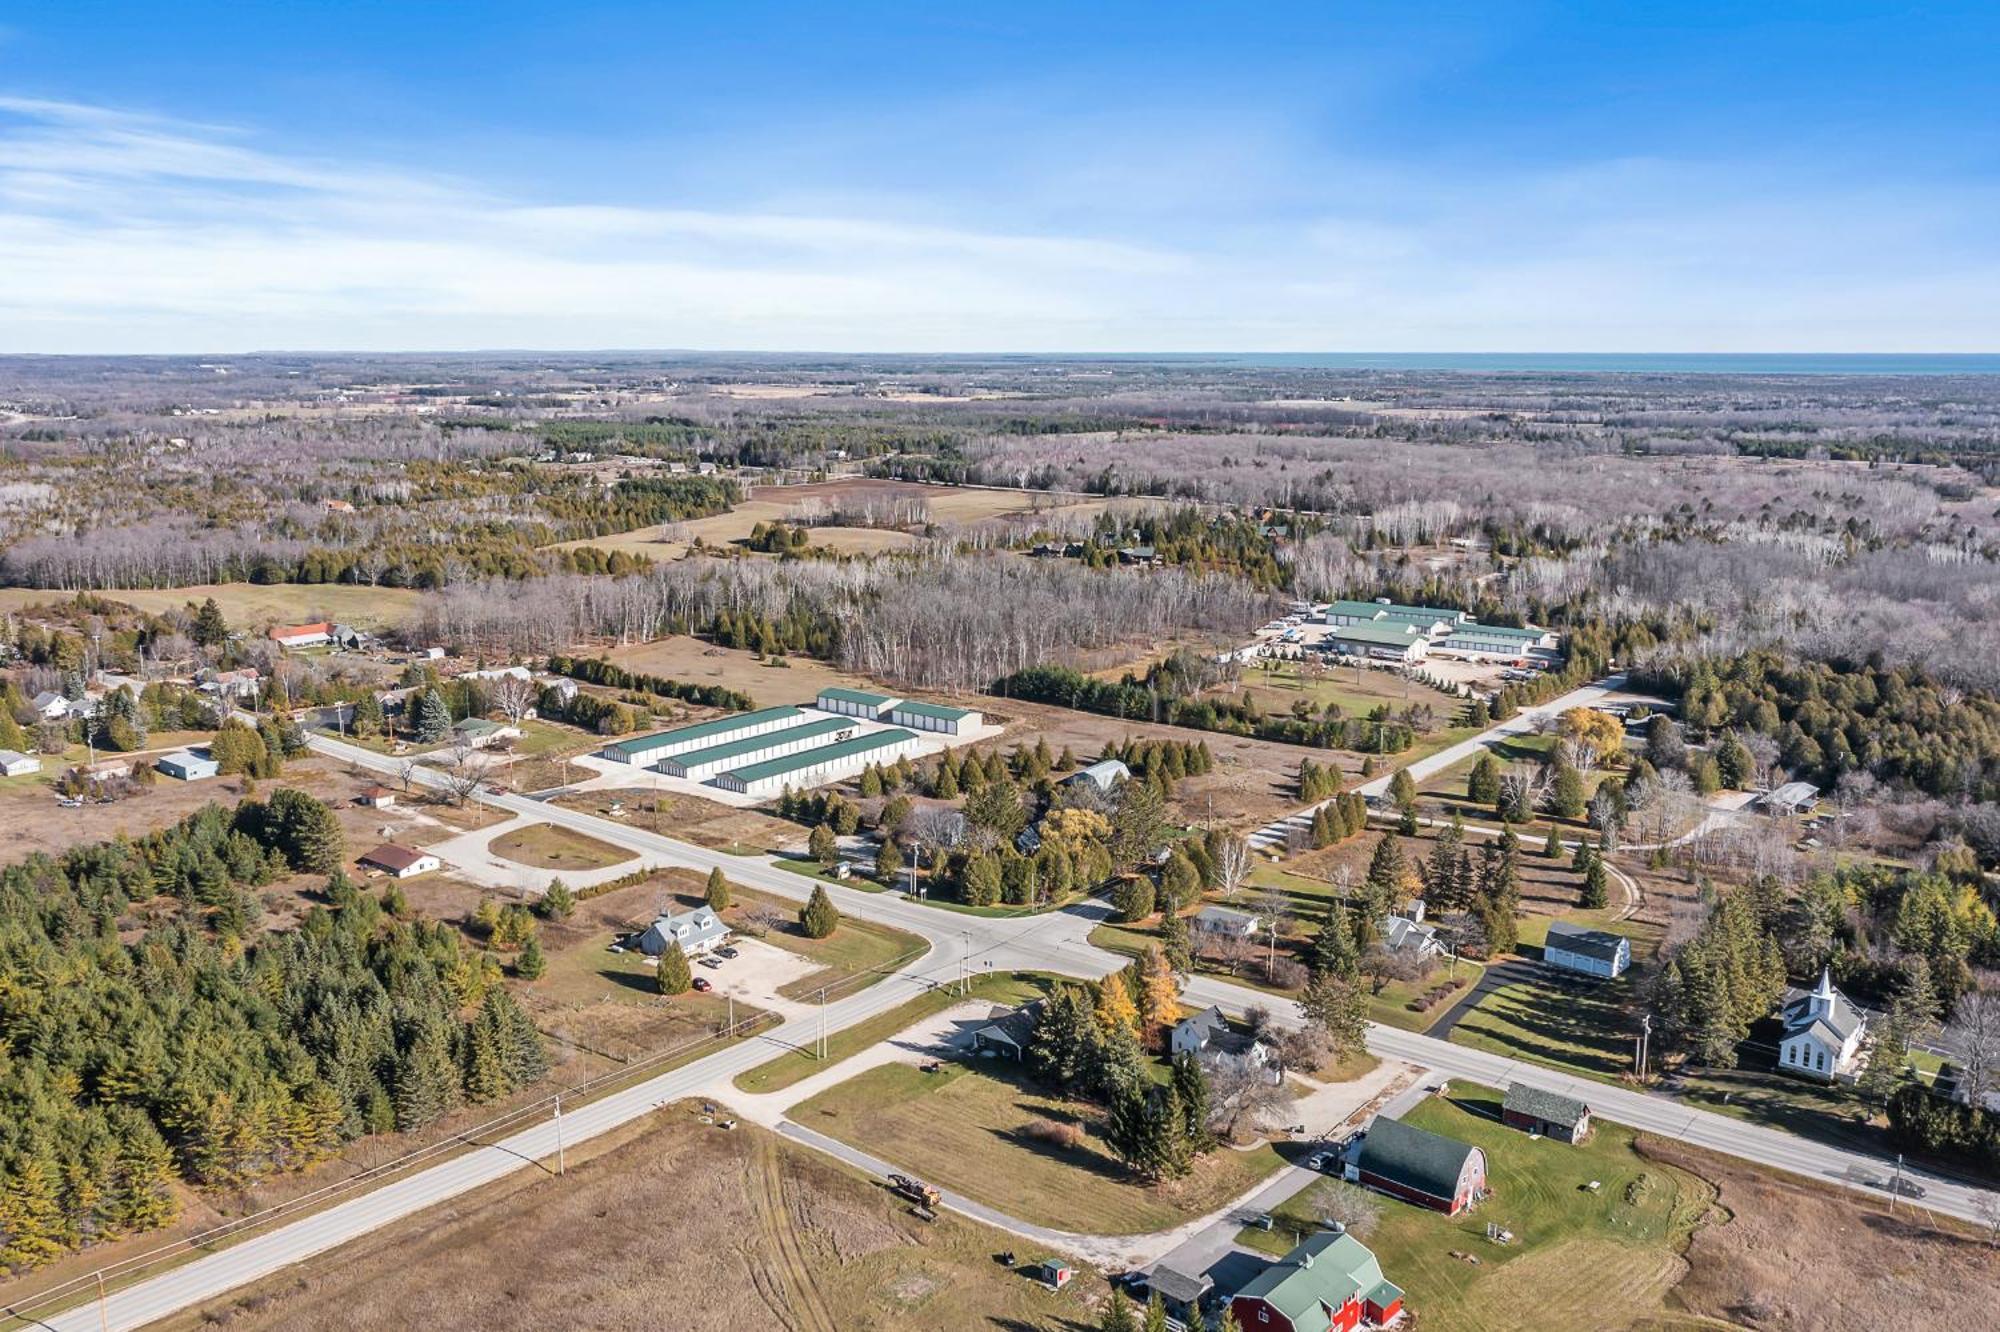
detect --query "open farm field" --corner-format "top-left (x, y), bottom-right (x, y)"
top-left (0, 582), bottom-right (427, 630)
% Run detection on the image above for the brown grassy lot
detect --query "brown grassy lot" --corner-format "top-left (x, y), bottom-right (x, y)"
top-left (793, 1060), bottom-right (1285, 1234)
top-left (1643, 1136), bottom-right (2000, 1331)
top-left (719, 885), bottom-right (929, 999)
top-left (150, 1110), bottom-right (1102, 1332)
top-left (552, 786), bottom-right (803, 854)
top-left (488, 821), bottom-right (636, 871)
top-left (0, 582), bottom-right (426, 630)
top-left (0, 753), bottom-right (367, 863)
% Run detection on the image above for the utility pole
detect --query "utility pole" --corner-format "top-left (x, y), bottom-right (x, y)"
top-left (1891, 1152), bottom-right (1904, 1213)
top-left (554, 1091), bottom-right (566, 1176)
top-left (961, 931), bottom-right (971, 996)
top-left (96, 1269), bottom-right (109, 1332)
top-left (1635, 1013), bottom-right (1652, 1079)
top-left (817, 987), bottom-right (827, 1060)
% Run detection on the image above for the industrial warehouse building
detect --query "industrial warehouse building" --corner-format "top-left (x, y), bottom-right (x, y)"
top-left (814, 686), bottom-right (901, 719)
top-left (599, 705), bottom-right (805, 764)
top-left (712, 728), bottom-right (922, 797)
top-left (655, 716), bottom-right (857, 780)
top-left (1322, 599), bottom-right (1466, 634)
top-left (1437, 621), bottom-right (1560, 658)
top-left (1309, 598), bottom-right (1558, 664)
top-left (887, 699), bottom-right (982, 736)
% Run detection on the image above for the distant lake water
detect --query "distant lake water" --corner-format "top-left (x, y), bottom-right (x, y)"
top-left (1189, 353), bottom-right (2000, 376)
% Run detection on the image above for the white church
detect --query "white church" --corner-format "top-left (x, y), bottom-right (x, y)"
top-left (1778, 968), bottom-right (1868, 1082)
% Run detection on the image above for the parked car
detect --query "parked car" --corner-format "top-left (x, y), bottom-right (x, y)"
top-left (698, 956), bottom-right (723, 969)
top-left (1305, 1152), bottom-right (1334, 1173)
top-left (690, 977), bottom-right (712, 992)
top-left (715, 946), bottom-right (740, 959)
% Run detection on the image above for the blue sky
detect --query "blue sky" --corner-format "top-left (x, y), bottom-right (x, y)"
top-left (2, 1), bottom-right (1996, 352)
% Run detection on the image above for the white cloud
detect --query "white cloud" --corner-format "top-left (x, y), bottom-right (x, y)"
top-left (0, 96), bottom-right (1994, 351)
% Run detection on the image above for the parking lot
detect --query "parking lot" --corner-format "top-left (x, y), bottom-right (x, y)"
top-left (694, 936), bottom-right (824, 1017)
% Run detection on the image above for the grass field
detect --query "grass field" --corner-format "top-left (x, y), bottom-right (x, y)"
top-left (489, 822), bottom-right (636, 871)
top-left (793, 1059), bottom-right (1286, 1234)
top-left (146, 1109), bottom-right (1102, 1332)
top-left (0, 582), bottom-right (428, 630)
top-left (1239, 1087), bottom-right (1713, 1332)
top-left (734, 971), bottom-right (1056, 1094)
top-left (552, 787), bottom-right (799, 855)
top-left (1448, 971), bottom-right (1640, 1079)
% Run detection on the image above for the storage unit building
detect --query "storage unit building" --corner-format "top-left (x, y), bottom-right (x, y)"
top-left (814, 686), bottom-right (902, 719)
top-left (598, 706), bottom-right (805, 764)
top-left (1436, 622), bottom-right (1557, 658)
top-left (654, 716), bottom-right (856, 780)
top-left (712, 728), bottom-right (921, 797)
top-left (887, 699), bottom-right (982, 736)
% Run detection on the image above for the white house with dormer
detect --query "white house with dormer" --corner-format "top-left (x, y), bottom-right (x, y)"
top-left (1778, 968), bottom-right (1868, 1082)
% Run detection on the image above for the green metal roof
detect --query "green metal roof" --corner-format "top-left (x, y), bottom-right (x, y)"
top-left (662, 716), bottom-right (852, 770)
top-left (890, 699), bottom-right (975, 722)
top-left (1324, 599), bottom-right (1461, 626)
top-left (1445, 622), bottom-right (1546, 642)
top-left (817, 686), bottom-right (899, 708)
top-left (1325, 621), bottom-right (1426, 648)
top-left (723, 728), bottom-right (917, 784)
top-left (1232, 1232), bottom-right (1396, 1330)
top-left (603, 706), bottom-right (801, 757)
top-left (1357, 1116), bottom-right (1480, 1202)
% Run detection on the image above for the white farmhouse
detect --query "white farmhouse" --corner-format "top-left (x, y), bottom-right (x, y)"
top-left (1778, 968), bottom-right (1868, 1082)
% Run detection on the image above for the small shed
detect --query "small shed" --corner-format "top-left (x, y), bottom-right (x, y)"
top-left (357, 785), bottom-right (397, 808)
top-left (1543, 922), bottom-right (1632, 979)
top-left (970, 1001), bottom-right (1041, 1060)
top-left (1033, 1258), bottom-right (1074, 1291)
top-left (155, 750), bottom-right (220, 782)
top-left (1502, 1084), bottom-right (1593, 1143)
top-left (1143, 1266), bottom-right (1213, 1324)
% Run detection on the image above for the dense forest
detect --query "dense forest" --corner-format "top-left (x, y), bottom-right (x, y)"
top-left (0, 797), bottom-right (545, 1272)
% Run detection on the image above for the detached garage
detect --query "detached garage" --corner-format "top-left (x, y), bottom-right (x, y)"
top-left (156, 750), bottom-right (220, 782)
top-left (358, 843), bottom-right (442, 879)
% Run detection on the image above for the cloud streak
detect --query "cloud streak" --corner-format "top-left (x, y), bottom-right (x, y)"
top-left (0, 96), bottom-right (1995, 352)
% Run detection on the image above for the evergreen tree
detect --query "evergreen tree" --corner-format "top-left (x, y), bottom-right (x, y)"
top-left (1582, 856), bottom-right (1609, 909)
top-left (1160, 906), bottom-right (1193, 975)
top-left (1542, 825), bottom-right (1563, 859)
top-left (1549, 762), bottom-right (1586, 818)
top-left (1311, 902), bottom-right (1360, 979)
top-left (705, 866), bottom-right (733, 910)
top-left (808, 822), bottom-right (839, 866)
top-left (414, 687), bottom-right (453, 742)
top-left (392, 1023), bottom-right (462, 1132)
top-left (192, 596), bottom-right (229, 648)
top-left (1143, 1295), bottom-right (1171, 1332)
top-left (874, 837), bottom-right (904, 882)
top-left (537, 877), bottom-right (576, 920)
top-left (1467, 752), bottom-right (1502, 805)
top-left (800, 884), bottom-right (840, 938)
top-left (1111, 779), bottom-right (1168, 868)
top-left (1388, 767), bottom-right (1418, 810)
top-left (515, 933), bottom-right (546, 980)
top-left (1161, 849), bottom-right (1202, 908)
top-left (1170, 1054), bottom-right (1213, 1152)
top-left (1099, 1286), bottom-right (1140, 1332)
top-left (1112, 873), bottom-right (1156, 922)
top-left (656, 942), bottom-right (692, 994)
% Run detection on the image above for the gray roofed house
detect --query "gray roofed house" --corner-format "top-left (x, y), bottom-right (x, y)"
top-left (1142, 1266), bottom-right (1213, 1322)
top-left (1349, 1115), bottom-right (1488, 1215)
top-left (970, 1000), bottom-right (1043, 1059)
top-left (1193, 905), bottom-right (1261, 938)
top-left (1501, 1084), bottom-right (1593, 1142)
top-left (1381, 913), bottom-right (1445, 959)
top-left (1762, 781), bottom-right (1821, 815)
top-left (1169, 1004), bottom-right (1274, 1077)
top-left (633, 905), bottom-right (730, 958)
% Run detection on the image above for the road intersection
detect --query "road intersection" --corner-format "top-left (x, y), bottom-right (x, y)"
top-left (23, 724), bottom-right (1996, 1329)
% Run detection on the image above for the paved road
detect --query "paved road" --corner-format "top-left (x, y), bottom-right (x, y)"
top-left (30, 723), bottom-right (1999, 1328)
top-left (1248, 674), bottom-right (1629, 850)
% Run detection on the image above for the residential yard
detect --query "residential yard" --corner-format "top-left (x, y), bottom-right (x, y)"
top-left (717, 885), bottom-right (928, 1000)
top-left (792, 1060), bottom-right (1286, 1234)
top-left (552, 786), bottom-right (801, 854)
top-left (489, 821), bottom-right (636, 871)
top-left (1256, 825), bottom-right (1594, 924)
top-left (150, 1109), bottom-right (1101, 1332)
top-left (1447, 970), bottom-right (1641, 1080)
top-left (1240, 1087), bottom-right (1715, 1332)
top-left (734, 971), bottom-right (1056, 1095)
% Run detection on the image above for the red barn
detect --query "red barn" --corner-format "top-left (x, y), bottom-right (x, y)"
top-left (1230, 1231), bottom-right (1405, 1332)
top-left (1348, 1116), bottom-right (1486, 1216)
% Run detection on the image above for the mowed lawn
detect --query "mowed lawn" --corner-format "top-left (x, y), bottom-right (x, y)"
top-left (1448, 972), bottom-right (1639, 1079)
top-left (489, 822), bottom-right (636, 871)
top-left (734, 971), bottom-right (1054, 1095)
top-left (792, 1060), bottom-right (1286, 1234)
top-left (1244, 1089), bottom-right (1713, 1332)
